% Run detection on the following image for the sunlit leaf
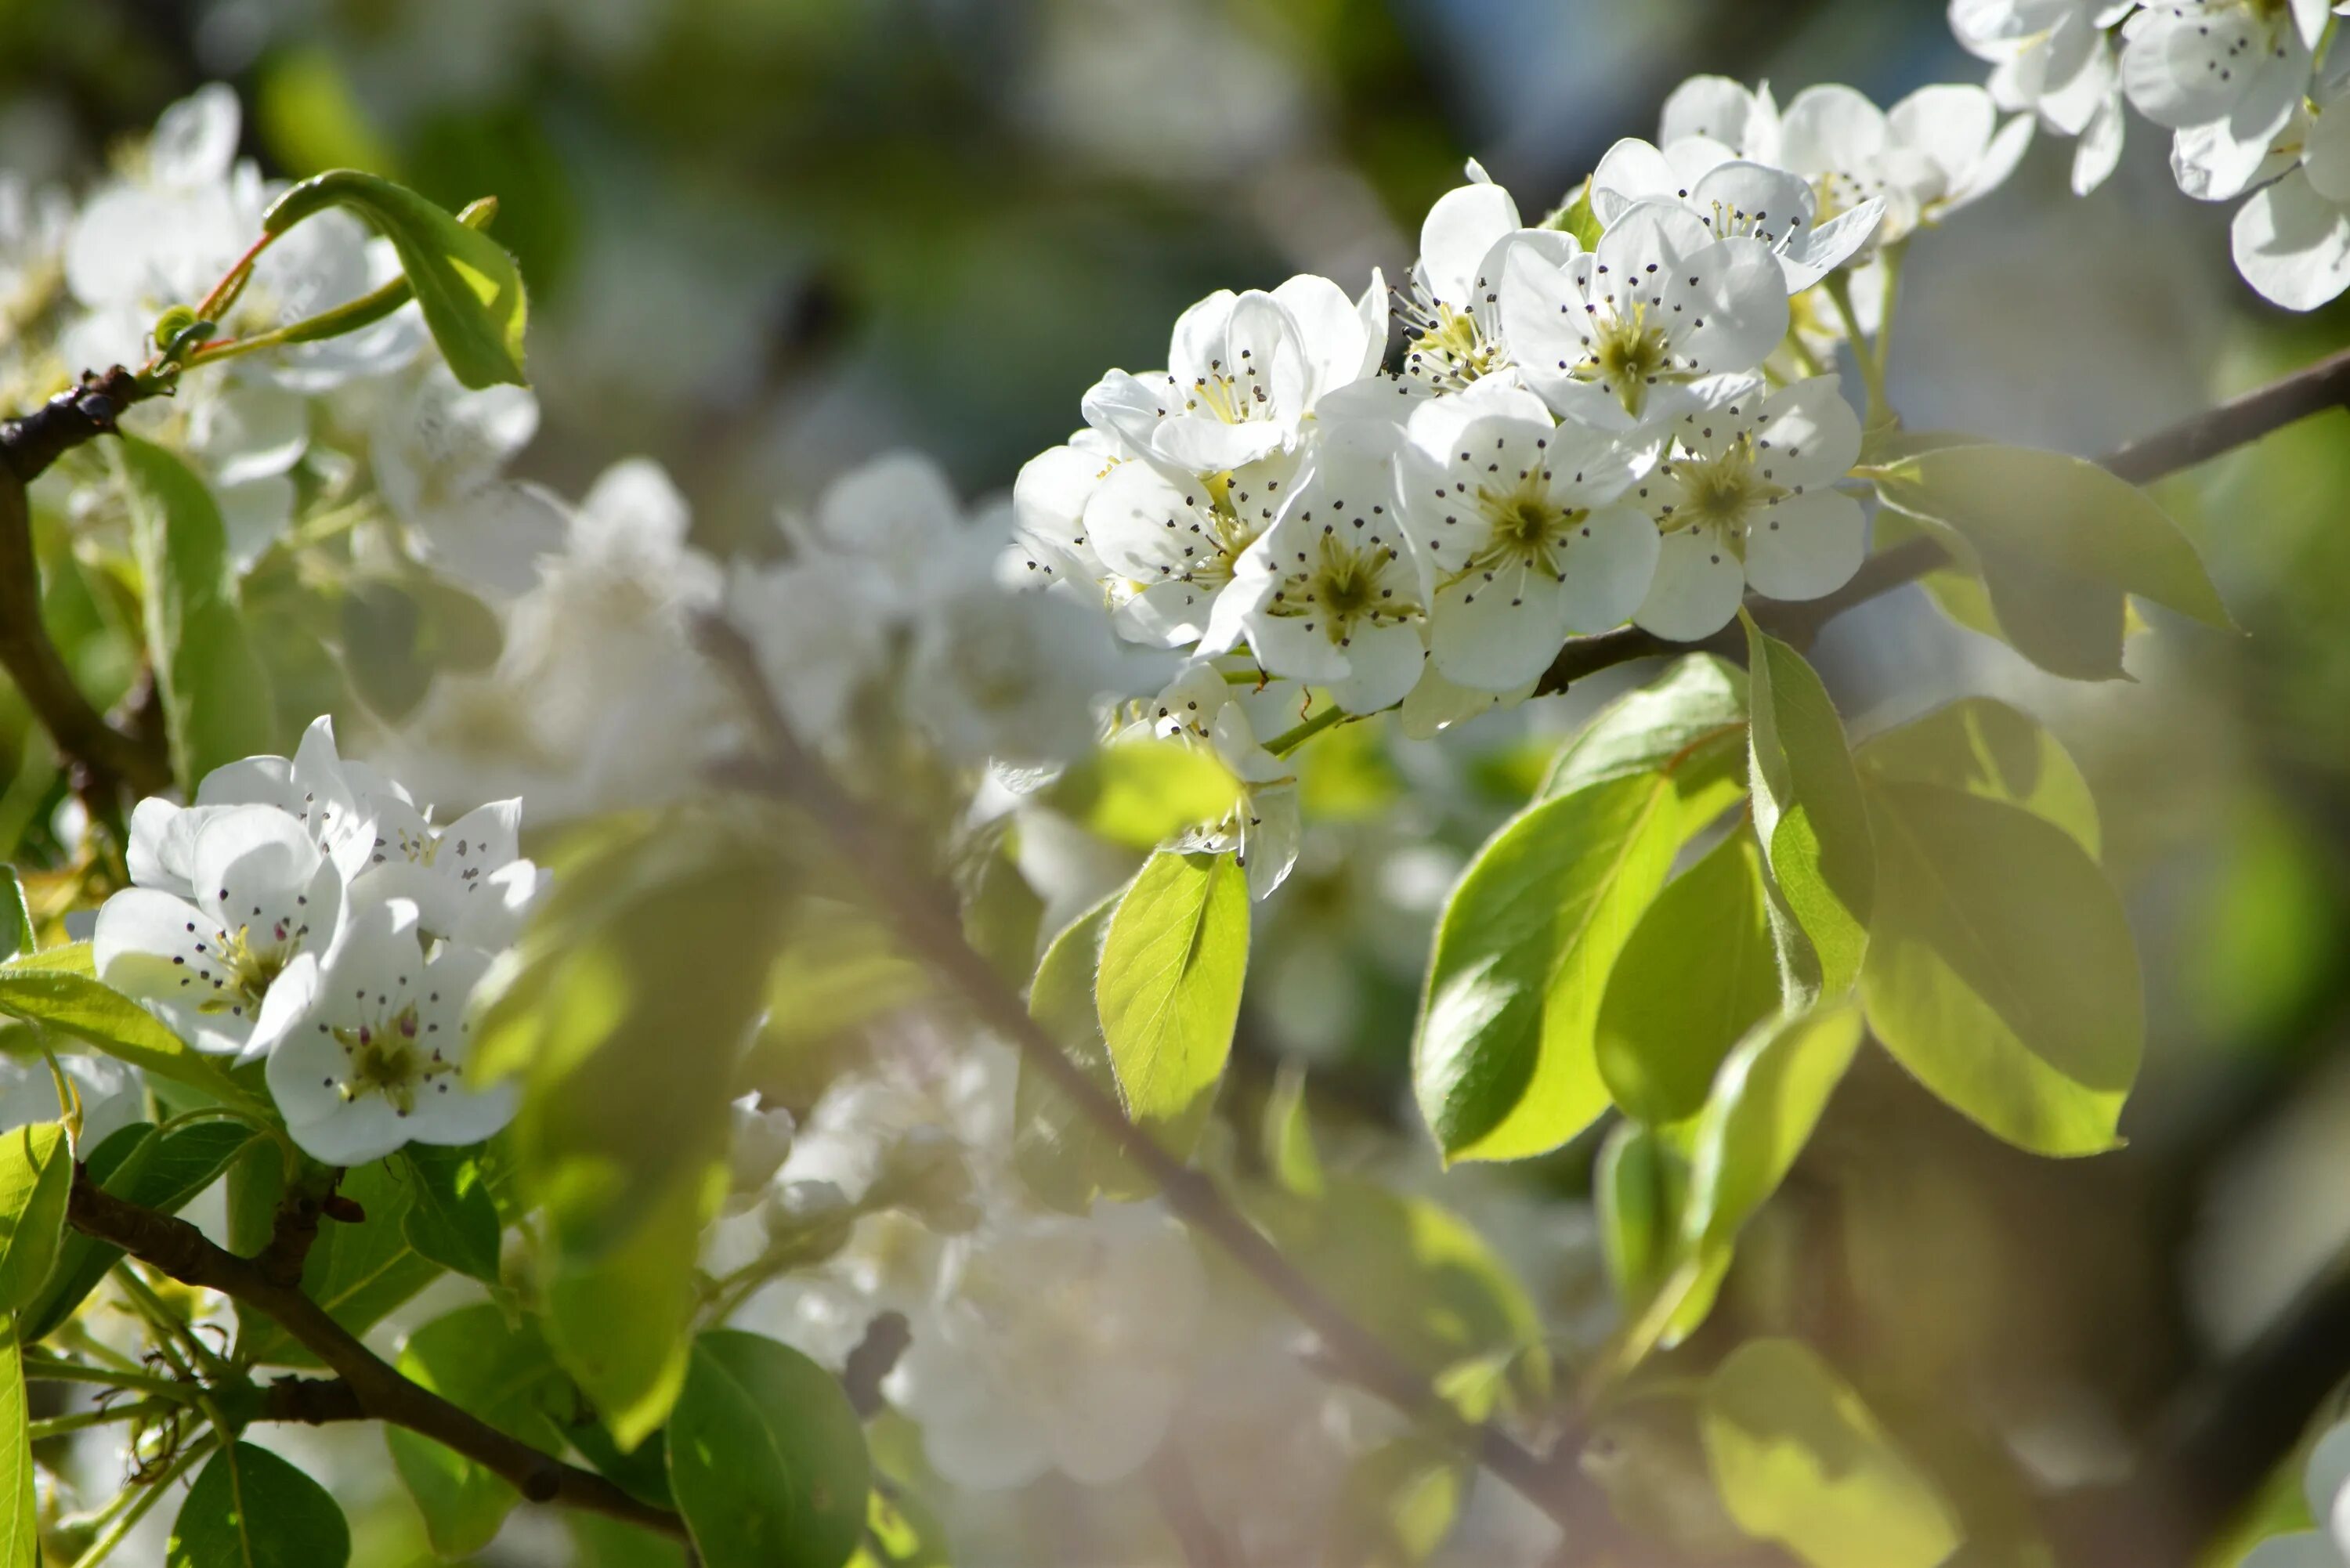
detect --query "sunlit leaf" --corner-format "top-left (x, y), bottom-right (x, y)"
top-left (0, 963), bottom-right (264, 1114)
top-left (1744, 620), bottom-right (1874, 999)
top-left (169, 1442), bottom-right (351, 1568)
top-left (1096, 851), bottom-right (1248, 1157)
top-left (0, 1320), bottom-right (28, 1568)
top-left (1857, 697), bottom-right (2099, 858)
top-left (1014, 893), bottom-right (1146, 1214)
top-left (1597, 829), bottom-right (1781, 1125)
top-left (385, 1304), bottom-right (567, 1558)
top-left (1541, 653), bottom-right (1747, 799)
top-left (1045, 739), bottom-right (1243, 849)
top-left (1680, 1003), bottom-right (1862, 1255)
top-left (667, 1331), bottom-right (870, 1568)
top-left (400, 1143), bottom-right (503, 1284)
top-left (0, 870), bottom-right (26, 965)
top-left (1860, 781), bottom-right (2141, 1156)
top-left (1700, 1339), bottom-right (1961, 1568)
top-left (0, 1123), bottom-right (70, 1311)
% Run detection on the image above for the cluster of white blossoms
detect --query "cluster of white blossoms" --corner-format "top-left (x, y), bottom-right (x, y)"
top-left (1952, 0), bottom-right (2350, 309)
top-left (90, 719), bottom-right (539, 1165)
top-left (994, 74), bottom-right (2050, 898)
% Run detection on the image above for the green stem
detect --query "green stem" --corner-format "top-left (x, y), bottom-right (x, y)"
top-left (22, 1354), bottom-right (190, 1401)
top-left (112, 1263), bottom-right (233, 1385)
top-left (27, 1398), bottom-right (169, 1442)
top-left (1872, 241), bottom-right (1907, 383)
top-left (1822, 272), bottom-right (1889, 422)
top-left (69, 1433), bottom-right (217, 1568)
top-left (1266, 704), bottom-right (1348, 758)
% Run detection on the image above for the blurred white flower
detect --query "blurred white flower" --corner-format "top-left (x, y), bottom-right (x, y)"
top-left (727, 1093), bottom-right (799, 1212)
top-left (2122, 0), bottom-right (2323, 201)
top-left (907, 581), bottom-right (1122, 767)
top-left (369, 363), bottom-right (567, 594)
top-left (887, 1204), bottom-right (1207, 1491)
top-left (2232, 92), bottom-right (2350, 310)
top-left (1952, 0), bottom-right (2135, 194)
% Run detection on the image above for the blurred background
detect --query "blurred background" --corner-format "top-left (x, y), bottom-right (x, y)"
top-left (5, 0), bottom-right (2350, 1563)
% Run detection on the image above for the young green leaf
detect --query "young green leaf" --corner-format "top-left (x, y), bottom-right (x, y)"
top-left (1680, 1003), bottom-right (1863, 1254)
top-left (0, 869), bottom-right (27, 964)
top-left (667, 1331), bottom-right (871, 1568)
top-left (169, 1442), bottom-right (351, 1568)
top-left (1876, 444), bottom-right (2232, 630)
top-left (24, 1119), bottom-right (252, 1342)
top-left (0, 1320), bottom-right (28, 1568)
top-left (1043, 739), bottom-right (1243, 849)
top-left (400, 1143), bottom-right (504, 1284)
top-left (1700, 1339), bottom-right (1961, 1568)
top-left (1095, 851), bottom-right (1249, 1156)
top-left (1744, 620), bottom-right (1875, 997)
top-left (544, 1163), bottom-right (722, 1453)
top-left (264, 170), bottom-right (528, 388)
top-left (385, 1304), bottom-right (567, 1558)
top-left (1325, 1435), bottom-right (1470, 1568)
top-left (0, 963), bottom-right (266, 1115)
top-left (1597, 830), bottom-right (1781, 1125)
top-left (0, 1123), bottom-right (70, 1311)
top-left (237, 1157), bottom-right (443, 1367)
top-left (116, 438), bottom-right (277, 788)
top-left (1261, 1061), bottom-right (1324, 1199)
top-left (1861, 780), bottom-right (2142, 1155)
top-left (1014, 893), bottom-right (1147, 1214)
top-left (1856, 697), bottom-right (2100, 858)
top-left (1416, 753), bottom-right (1738, 1164)
top-left (1596, 1120), bottom-right (1678, 1310)
top-left (1541, 652), bottom-right (1748, 799)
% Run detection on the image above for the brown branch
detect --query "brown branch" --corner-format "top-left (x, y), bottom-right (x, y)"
top-left (1532, 343), bottom-right (2350, 695)
top-left (63, 1171), bottom-right (685, 1540)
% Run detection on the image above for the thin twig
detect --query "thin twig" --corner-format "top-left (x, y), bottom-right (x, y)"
top-left (63, 1172), bottom-right (685, 1539)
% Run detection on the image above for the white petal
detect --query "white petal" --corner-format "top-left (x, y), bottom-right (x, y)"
top-left (1085, 457), bottom-right (1209, 580)
top-left (1271, 273), bottom-right (1375, 400)
top-left (1329, 620), bottom-right (1426, 714)
top-left (93, 889), bottom-right (209, 991)
top-left (1689, 161), bottom-right (1817, 250)
top-left (1674, 237), bottom-right (1792, 378)
top-left (1557, 503), bottom-right (1661, 631)
top-left (191, 383), bottom-right (309, 487)
top-left (2308, 102), bottom-right (2350, 205)
top-left (214, 477), bottom-right (293, 575)
top-left (1661, 76), bottom-right (1775, 157)
top-left (1238, 786), bottom-right (1302, 901)
top-left (1780, 85), bottom-right (1891, 173)
top-left (1082, 369), bottom-right (1173, 453)
top-left (2124, 5), bottom-right (2276, 128)
top-left (1889, 84), bottom-right (1998, 186)
top-left (2307, 1422), bottom-right (2350, 1524)
top-left (127, 799), bottom-right (191, 896)
top-left (1430, 570), bottom-right (1567, 692)
top-left (1745, 490), bottom-right (1867, 602)
top-left (1755, 375), bottom-right (1864, 485)
top-left (815, 451), bottom-right (963, 568)
top-left (1781, 199), bottom-right (1884, 289)
top-left (1419, 181), bottom-right (1522, 307)
top-left (2072, 92), bottom-right (2128, 195)
top-left (1397, 660), bottom-right (1530, 738)
top-left (1167, 290), bottom-right (1237, 382)
top-left (1592, 139), bottom-right (1680, 225)
top-left (413, 481), bottom-right (569, 598)
top-left (151, 85), bottom-right (241, 186)
top-left (2233, 169), bottom-right (2350, 310)
top-left (244, 949), bottom-right (322, 1063)
top-left (1635, 526), bottom-right (1746, 640)
top-left (1152, 417), bottom-right (1289, 475)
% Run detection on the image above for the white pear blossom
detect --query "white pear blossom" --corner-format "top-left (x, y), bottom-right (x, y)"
top-left (1083, 449), bottom-right (1296, 648)
top-left (1394, 162), bottom-right (1578, 396)
top-left (1498, 201), bottom-right (1789, 432)
top-left (1590, 139), bottom-right (1887, 289)
top-left (783, 451), bottom-right (997, 616)
top-left (1775, 83), bottom-right (2037, 247)
top-left (94, 804), bottom-right (349, 1058)
top-left (1396, 382), bottom-right (1660, 692)
top-left (356, 797), bottom-right (524, 940)
top-left (1010, 429), bottom-right (1123, 587)
top-left (1081, 276), bottom-right (1383, 473)
top-left (368, 363), bottom-right (568, 594)
top-left (2122, 0), bottom-right (2324, 201)
top-left (258, 898), bottom-right (514, 1165)
top-left (1630, 374), bottom-right (1867, 641)
top-left (1225, 418), bottom-right (1430, 714)
top-left (885, 1204), bottom-right (1207, 1491)
top-left (2232, 91), bottom-right (2350, 309)
top-left (1952, 0), bottom-right (2135, 193)
top-left (1661, 77), bottom-right (1786, 160)
top-left (906, 582), bottom-right (1125, 767)
top-left (128, 716), bottom-right (376, 900)
top-left (728, 555), bottom-right (893, 742)
top-left (726, 1093), bottom-right (799, 1212)
top-left (2243, 1420), bottom-right (2350, 1567)
top-left (1144, 661), bottom-right (1304, 899)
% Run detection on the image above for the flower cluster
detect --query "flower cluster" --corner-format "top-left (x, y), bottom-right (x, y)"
top-left (1952, 0), bottom-right (2350, 309)
top-left (995, 77), bottom-right (2046, 894)
top-left (92, 718), bottom-right (538, 1165)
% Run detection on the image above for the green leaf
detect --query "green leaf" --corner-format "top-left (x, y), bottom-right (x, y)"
top-left (1596, 1120), bottom-right (1676, 1310)
top-left (237, 1156), bottom-right (443, 1367)
top-left (339, 575), bottom-right (504, 721)
top-left (5, 942), bottom-right (91, 977)
top-left (850, 1487), bottom-right (952, 1568)
top-left (667, 1330), bottom-right (871, 1568)
top-left (1326, 1435), bottom-right (1470, 1567)
top-left (1260, 1061), bottom-right (1323, 1199)
top-left (0, 1123), bottom-right (70, 1311)
top-left (1095, 851), bottom-right (1249, 1156)
top-left (0, 963), bottom-right (266, 1114)
top-left (1744, 620), bottom-right (1875, 999)
top-left (1014, 894), bottom-right (1147, 1214)
top-left (544, 1163), bottom-right (721, 1453)
top-left (24, 1119), bottom-right (252, 1342)
top-left (1876, 444), bottom-right (2232, 629)
top-left (1856, 697), bottom-right (2100, 858)
top-left (169, 1441), bottom-right (352, 1568)
top-left (474, 811), bottom-right (795, 1258)
top-left (1597, 830), bottom-right (1781, 1125)
top-left (1543, 177), bottom-right (1606, 250)
top-left (117, 437), bottom-right (277, 788)
top-left (385, 1304), bottom-right (567, 1559)
top-left (0, 869), bottom-right (27, 963)
top-left (1860, 781), bottom-right (2142, 1155)
top-left (264, 170), bottom-right (528, 388)
top-left (1044, 739), bottom-right (1243, 849)
top-left (1700, 1339), bottom-right (1961, 1568)
top-left (1415, 749), bottom-right (1738, 1163)
top-left (400, 1143), bottom-right (503, 1284)
top-left (0, 1320), bottom-right (31, 1568)
top-left (1540, 653), bottom-right (1748, 798)
top-left (1682, 1003), bottom-right (1863, 1254)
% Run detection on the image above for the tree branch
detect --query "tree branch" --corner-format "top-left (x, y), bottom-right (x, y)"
top-left (1532, 343), bottom-right (2350, 695)
top-left (63, 1170), bottom-right (685, 1540)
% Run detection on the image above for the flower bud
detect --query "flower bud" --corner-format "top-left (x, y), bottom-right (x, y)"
top-left (725, 1093), bottom-right (797, 1211)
